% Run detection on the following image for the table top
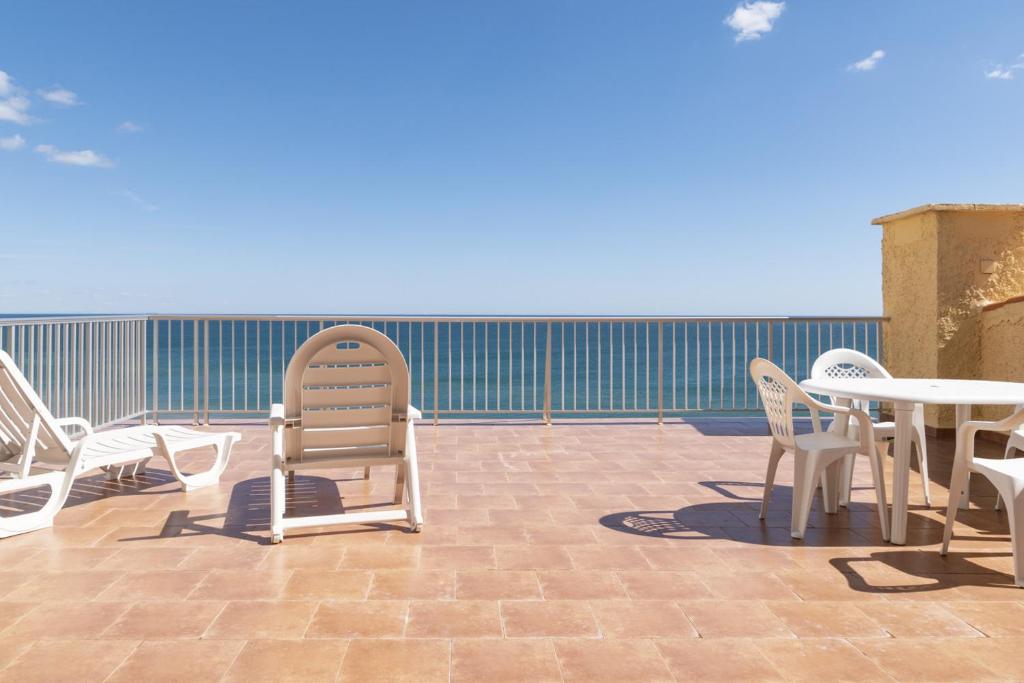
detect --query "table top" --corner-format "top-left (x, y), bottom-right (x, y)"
top-left (799, 377), bottom-right (1024, 406)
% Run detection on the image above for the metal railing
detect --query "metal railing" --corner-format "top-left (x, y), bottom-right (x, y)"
top-left (0, 316), bottom-right (148, 428)
top-left (0, 315), bottom-right (883, 426)
top-left (146, 315), bottom-right (883, 424)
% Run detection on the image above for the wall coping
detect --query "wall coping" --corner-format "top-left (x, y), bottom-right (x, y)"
top-left (871, 203), bottom-right (1024, 225)
top-left (982, 294), bottom-right (1024, 313)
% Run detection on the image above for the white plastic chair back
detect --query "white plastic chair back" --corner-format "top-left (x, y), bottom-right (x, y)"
top-left (749, 358), bottom-right (806, 449)
top-left (0, 351), bottom-right (73, 472)
top-left (282, 325), bottom-right (411, 465)
top-left (810, 348), bottom-right (891, 382)
top-left (810, 348), bottom-right (889, 416)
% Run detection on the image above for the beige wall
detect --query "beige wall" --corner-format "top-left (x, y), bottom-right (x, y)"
top-left (980, 298), bottom-right (1024, 421)
top-left (877, 204), bottom-right (1024, 428)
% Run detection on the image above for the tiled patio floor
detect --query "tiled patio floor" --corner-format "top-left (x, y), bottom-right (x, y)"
top-left (1, 419), bottom-right (1022, 682)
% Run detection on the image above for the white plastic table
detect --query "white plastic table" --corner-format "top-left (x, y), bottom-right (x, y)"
top-left (798, 377), bottom-right (1024, 545)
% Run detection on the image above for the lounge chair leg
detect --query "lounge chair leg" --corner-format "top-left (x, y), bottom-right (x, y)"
top-left (154, 433), bottom-right (237, 492)
top-left (271, 453), bottom-right (286, 544)
top-left (0, 471), bottom-right (74, 539)
top-left (393, 462), bottom-right (406, 505)
top-left (405, 422), bottom-right (423, 532)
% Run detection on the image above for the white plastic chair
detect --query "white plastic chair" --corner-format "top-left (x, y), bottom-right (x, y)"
top-left (942, 407), bottom-right (1024, 587)
top-left (995, 404), bottom-right (1024, 512)
top-left (811, 348), bottom-right (931, 507)
top-left (0, 350), bottom-right (240, 538)
top-left (750, 358), bottom-right (889, 540)
top-left (269, 325), bottom-right (423, 543)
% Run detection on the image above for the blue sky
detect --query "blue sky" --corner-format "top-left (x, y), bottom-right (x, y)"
top-left (2, 1), bottom-right (1022, 315)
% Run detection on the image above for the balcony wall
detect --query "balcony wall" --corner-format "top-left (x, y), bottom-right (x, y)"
top-left (876, 204), bottom-right (1024, 428)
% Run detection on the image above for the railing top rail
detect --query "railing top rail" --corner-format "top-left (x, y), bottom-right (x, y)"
top-left (144, 314), bottom-right (887, 323)
top-left (0, 315), bottom-right (150, 325)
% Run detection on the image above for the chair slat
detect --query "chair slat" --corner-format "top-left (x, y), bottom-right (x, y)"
top-left (302, 425), bottom-right (391, 450)
top-left (301, 406), bottom-right (390, 428)
top-left (303, 364), bottom-right (391, 385)
top-left (301, 386), bottom-right (391, 409)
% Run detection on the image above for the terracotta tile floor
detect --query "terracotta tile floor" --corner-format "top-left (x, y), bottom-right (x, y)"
top-left (0, 419), bottom-right (1022, 682)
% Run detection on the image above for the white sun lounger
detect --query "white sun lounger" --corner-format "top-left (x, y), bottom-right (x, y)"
top-left (0, 350), bottom-right (240, 538)
top-left (270, 324), bottom-right (423, 543)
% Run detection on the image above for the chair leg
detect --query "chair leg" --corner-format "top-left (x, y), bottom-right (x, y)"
top-left (866, 445), bottom-right (890, 542)
top-left (155, 433), bottom-right (237, 492)
top-left (0, 471), bottom-right (73, 539)
top-left (821, 459), bottom-right (842, 515)
top-left (941, 461), bottom-right (971, 555)
top-left (837, 453), bottom-right (855, 507)
top-left (270, 452), bottom-right (286, 544)
top-left (393, 461), bottom-right (406, 505)
top-left (911, 416), bottom-right (931, 507)
top-left (791, 452), bottom-right (823, 539)
top-left (404, 422), bottom-right (423, 531)
top-left (1001, 482), bottom-right (1024, 588)
top-left (760, 441), bottom-right (785, 520)
top-left (996, 443), bottom-right (1016, 512)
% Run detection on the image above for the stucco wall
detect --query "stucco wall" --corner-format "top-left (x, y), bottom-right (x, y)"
top-left (877, 205), bottom-right (1024, 428)
top-left (880, 211), bottom-right (940, 423)
top-left (980, 298), bottom-right (1024, 421)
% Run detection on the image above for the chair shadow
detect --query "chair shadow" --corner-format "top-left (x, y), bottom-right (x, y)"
top-left (830, 550), bottom-right (1017, 594)
top-left (0, 468), bottom-right (181, 516)
top-left (599, 479), bottom-right (943, 547)
top-left (121, 474), bottom-right (409, 545)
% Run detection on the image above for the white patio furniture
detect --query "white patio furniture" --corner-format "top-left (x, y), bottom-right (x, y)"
top-left (269, 324), bottom-right (423, 543)
top-left (799, 376), bottom-right (1024, 545)
top-left (810, 348), bottom-right (930, 507)
top-left (0, 350), bottom-right (240, 538)
top-left (750, 358), bottom-right (889, 540)
top-left (942, 407), bottom-right (1024, 587)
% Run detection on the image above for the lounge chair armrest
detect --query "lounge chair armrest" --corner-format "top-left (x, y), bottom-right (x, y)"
top-left (54, 416), bottom-right (93, 436)
top-left (270, 404), bottom-right (286, 429)
top-left (408, 405), bottom-right (422, 421)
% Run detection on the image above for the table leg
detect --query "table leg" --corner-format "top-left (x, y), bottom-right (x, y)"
top-left (956, 404), bottom-right (972, 510)
top-left (890, 400), bottom-right (915, 545)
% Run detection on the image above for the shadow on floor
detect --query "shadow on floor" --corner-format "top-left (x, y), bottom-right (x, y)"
top-left (0, 468), bottom-right (181, 517)
top-left (124, 474), bottom-right (409, 545)
top-left (599, 479), bottom-right (943, 548)
top-left (830, 550), bottom-right (1018, 594)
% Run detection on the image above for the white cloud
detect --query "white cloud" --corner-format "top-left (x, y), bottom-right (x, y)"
top-left (725, 1), bottom-right (785, 42)
top-left (849, 49), bottom-right (886, 72)
top-left (38, 87), bottom-right (79, 106)
top-left (118, 120), bottom-right (142, 133)
top-left (986, 68), bottom-right (1014, 80)
top-left (116, 190), bottom-right (158, 212)
top-left (0, 134), bottom-right (25, 151)
top-left (0, 94), bottom-right (30, 124)
top-left (35, 144), bottom-right (114, 168)
top-left (0, 71), bottom-right (31, 124)
top-left (985, 53), bottom-right (1024, 80)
